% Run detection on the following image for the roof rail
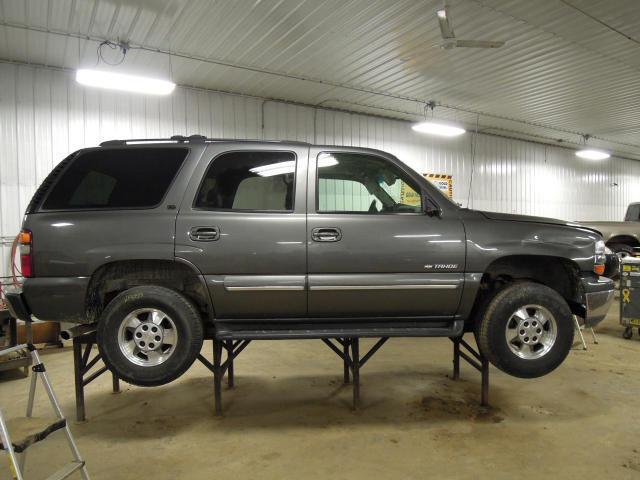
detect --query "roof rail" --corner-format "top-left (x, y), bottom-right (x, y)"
top-left (99, 135), bottom-right (310, 147)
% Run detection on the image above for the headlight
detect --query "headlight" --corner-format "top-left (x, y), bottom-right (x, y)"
top-left (594, 239), bottom-right (606, 275)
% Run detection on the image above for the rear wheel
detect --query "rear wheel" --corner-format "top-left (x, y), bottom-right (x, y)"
top-left (477, 282), bottom-right (574, 378)
top-left (97, 286), bottom-right (204, 386)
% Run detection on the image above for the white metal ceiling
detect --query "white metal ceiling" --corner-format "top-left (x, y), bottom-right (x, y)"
top-left (1, 0), bottom-right (639, 158)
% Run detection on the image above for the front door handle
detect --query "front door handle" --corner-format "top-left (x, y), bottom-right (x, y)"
top-left (189, 226), bottom-right (220, 242)
top-left (312, 227), bottom-right (342, 242)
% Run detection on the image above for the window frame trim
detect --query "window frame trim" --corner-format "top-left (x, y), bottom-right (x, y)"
top-left (192, 149), bottom-right (298, 214)
top-left (38, 146), bottom-right (190, 213)
top-left (314, 150), bottom-right (426, 216)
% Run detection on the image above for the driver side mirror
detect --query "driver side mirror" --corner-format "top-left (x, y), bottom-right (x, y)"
top-left (423, 197), bottom-right (442, 217)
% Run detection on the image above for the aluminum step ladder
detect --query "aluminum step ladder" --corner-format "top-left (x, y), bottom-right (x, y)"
top-left (0, 343), bottom-right (89, 480)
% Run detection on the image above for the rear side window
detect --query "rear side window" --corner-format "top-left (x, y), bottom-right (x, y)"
top-left (195, 151), bottom-right (295, 211)
top-left (42, 148), bottom-right (187, 210)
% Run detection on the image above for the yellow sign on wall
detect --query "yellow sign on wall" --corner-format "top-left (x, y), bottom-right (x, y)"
top-left (399, 181), bottom-right (421, 206)
top-left (424, 173), bottom-right (453, 199)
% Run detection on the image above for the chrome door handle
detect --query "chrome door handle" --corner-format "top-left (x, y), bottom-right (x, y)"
top-left (312, 227), bottom-right (342, 242)
top-left (189, 226), bottom-right (220, 242)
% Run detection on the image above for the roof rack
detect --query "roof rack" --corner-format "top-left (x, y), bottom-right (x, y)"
top-left (99, 135), bottom-right (310, 147)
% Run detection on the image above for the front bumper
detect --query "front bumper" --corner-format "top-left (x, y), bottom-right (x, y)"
top-left (581, 275), bottom-right (615, 327)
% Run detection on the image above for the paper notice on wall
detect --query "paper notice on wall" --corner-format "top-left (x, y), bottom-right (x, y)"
top-left (399, 181), bottom-right (422, 206)
top-left (424, 173), bottom-right (453, 199)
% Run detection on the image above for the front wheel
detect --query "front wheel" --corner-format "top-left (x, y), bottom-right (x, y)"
top-left (97, 286), bottom-right (204, 387)
top-left (477, 282), bottom-right (574, 378)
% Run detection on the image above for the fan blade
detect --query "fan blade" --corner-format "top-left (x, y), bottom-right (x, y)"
top-left (437, 6), bottom-right (455, 39)
top-left (455, 39), bottom-right (505, 48)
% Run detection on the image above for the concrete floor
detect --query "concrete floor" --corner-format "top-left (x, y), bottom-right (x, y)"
top-left (1, 305), bottom-right (639, 479)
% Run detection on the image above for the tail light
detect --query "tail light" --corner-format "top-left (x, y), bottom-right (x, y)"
top-left (19, 230), bottom-right (34, 278)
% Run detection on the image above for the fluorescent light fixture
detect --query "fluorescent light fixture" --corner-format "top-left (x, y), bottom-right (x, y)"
top-left (575, 149), bottom-right (610, 160)
top-left (250, 161), bottom-right (296, 177)
top-left (412, 121), bottom-right (466, 137)
top-left (75, 69), bottom-right (175, 95)
top-left (437, 9), bottom-right (447, 18)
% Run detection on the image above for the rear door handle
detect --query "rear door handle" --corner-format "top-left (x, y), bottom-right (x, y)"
top-left (312, 227), bottom-right (342, 242)
top-left (189, 226), bottom-right (220, 242)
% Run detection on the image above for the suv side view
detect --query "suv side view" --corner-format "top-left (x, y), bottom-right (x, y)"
top-left (5, 136), bottom-right (615, 386)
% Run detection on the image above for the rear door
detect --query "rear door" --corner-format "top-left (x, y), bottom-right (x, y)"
top-left (175, 143), bottom-right (308, 319)
top-left (306, 149), bottom-right (465, 319)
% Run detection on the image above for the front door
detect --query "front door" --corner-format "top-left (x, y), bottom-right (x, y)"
top-left (175, 144), bottom-right (308, 319)
top-left (306, 149), bottom-right (465, 319)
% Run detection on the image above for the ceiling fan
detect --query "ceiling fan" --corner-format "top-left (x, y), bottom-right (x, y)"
top-left (436, 3), bottom-right (505, 49)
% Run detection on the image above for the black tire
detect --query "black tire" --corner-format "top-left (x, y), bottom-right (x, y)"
top-left (477, 282), bottom-right (574, 378)
top-left (97, 286), bottom-right (204, 387)
top-left (622, 327), bottom-right (633, 340)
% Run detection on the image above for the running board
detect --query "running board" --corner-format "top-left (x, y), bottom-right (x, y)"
top-left (214, 320), bottom-right (464, 340)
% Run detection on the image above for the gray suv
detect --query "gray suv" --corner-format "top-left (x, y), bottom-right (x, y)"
top-left (5, 136), bottom-right (615, 386)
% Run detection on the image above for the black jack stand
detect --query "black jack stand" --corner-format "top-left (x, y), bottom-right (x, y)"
top-left (200, 339), bottom-right (251, 416)
top-left (72, 332), bottom-right (120, 421)
top-left (322, 337), bottom-right (389, 410)
top-left (451, 335), bottom-right (490, 407)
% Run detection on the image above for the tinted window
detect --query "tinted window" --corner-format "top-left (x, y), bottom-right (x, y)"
top-left (195, 151), bottom-right (295, 211)
top-left (42, 148), bottom-right (186, 210)
top-left (317, 152), bottom-right (422, 214)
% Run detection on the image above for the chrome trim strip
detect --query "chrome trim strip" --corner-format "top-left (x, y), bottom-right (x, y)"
top-left (225, 286), bottom-right (305, 292)
top-left (309, 284), bottom-right (458, 291)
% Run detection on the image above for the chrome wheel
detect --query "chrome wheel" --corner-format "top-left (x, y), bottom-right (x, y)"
top-left (505, 304), bottom-right (557, 360)
top-left (117, 308), bottom-right (178, 367)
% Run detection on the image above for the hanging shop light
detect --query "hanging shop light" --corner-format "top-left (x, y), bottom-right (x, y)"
top-left (75, 40), bottom-right (175, 95)
top-left (412, 101), bottom-right (466, 137)
top-left (412, 121), bottom-right (466, 137)
top-left (576, 134), bottom-right (610, 160)
top-left (76, 69), bottom-right (175, 95)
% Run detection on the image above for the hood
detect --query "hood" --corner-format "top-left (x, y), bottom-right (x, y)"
top-left (479, 211), bottom-right (600, 233)
top-left (479, 210), bottom-right (569, 225)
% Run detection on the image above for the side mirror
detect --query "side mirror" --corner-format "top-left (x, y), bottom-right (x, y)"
top-left (424, 197), bottom-right (442, 217)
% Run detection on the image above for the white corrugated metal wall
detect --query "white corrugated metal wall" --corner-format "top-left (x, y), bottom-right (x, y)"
top-left (1, 62), bottom-right (639, 277)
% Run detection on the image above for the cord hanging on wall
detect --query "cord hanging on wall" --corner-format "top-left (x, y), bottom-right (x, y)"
top-left (96, 39), bottom-right (128, 66)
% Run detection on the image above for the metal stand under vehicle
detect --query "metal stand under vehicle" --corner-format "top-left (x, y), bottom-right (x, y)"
top-left (72, 332), bottom-right (121, 422)
top-left (208, 334), bottom-right (489, 414)
top-left (71, 331), bottom-right (492, 418)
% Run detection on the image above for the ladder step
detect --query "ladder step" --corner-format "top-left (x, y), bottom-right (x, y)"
top-left (0, 417), bottom-right (66, 453)
top-left (46, 460), bottom-right (85, 480)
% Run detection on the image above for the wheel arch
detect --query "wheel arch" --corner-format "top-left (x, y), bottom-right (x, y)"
top-left (606, 235), bottom-right (640, 249)
top-left (85, 259), bottom-right (213, 324)
top-left (466, 254), bottom-right (583, 331)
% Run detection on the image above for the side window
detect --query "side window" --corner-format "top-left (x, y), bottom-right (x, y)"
top-left (317, 152), bottom-right (422, 214)
top-left (42, 148), bottom-right (187, 210)
top-left (195, 151), bottom-right (295, 211)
